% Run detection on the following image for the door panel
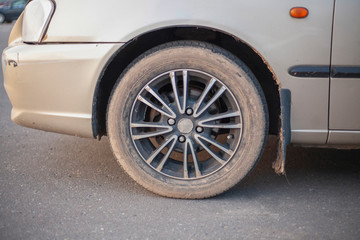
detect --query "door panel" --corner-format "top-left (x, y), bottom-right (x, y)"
top-left (329, 0), bottom-right (360, 131)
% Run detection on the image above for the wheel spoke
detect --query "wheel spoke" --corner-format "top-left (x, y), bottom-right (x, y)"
top-left (183, 141), bottom-right (189, 179)
top-left (199, 123), bottom-right (241, 129)
top-left (138, 96), bottom-right (176, 118)
top-left (131, 122), bottom-right (173, 140)
top-left (132, 129), bottom-right (173, 140)
top-left (130, 122), bottom-right (172, 129)
top-left (182, 70), bottom-right (188, 113)
top-left (198, 111), bottom-right (241, 123)
top-left (145, 86), bottom-right (176, 117)
top-left (193, 85), bottom-right (227, 118)
top-left (193, 78), bottom-right (216, 116)
top-left (187, 138), bottom-right (202, 178)
top-left (170, 71), bottom-right (183, 114)
top-left (195, 134), bottom-right (233, 155)
top-left (147, 135), bottom-right (177, 164)
top-left (198, 111), bottom-right (241, 129)
top-left (194, 135), bottom-right (227, 164)
top-left (156, 137), bottom-right (177, 171)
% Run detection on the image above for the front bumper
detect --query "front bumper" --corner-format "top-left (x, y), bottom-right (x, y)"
top-left (2, 43), bottom-right (121, 138)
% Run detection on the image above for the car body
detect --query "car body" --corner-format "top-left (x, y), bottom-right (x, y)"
top-left (2, 0), bottom-right (360, 198)
top-left (0, 0), bottom-right (26, 23)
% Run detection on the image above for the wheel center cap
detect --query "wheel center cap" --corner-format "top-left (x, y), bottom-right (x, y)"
top-left (177, 118), bottom-right (194, 134)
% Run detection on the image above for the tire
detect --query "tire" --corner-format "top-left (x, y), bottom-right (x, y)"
top-left (107, 41), bottom-right (268, 199)
top-left (0, 14), bottom-right (5, 24)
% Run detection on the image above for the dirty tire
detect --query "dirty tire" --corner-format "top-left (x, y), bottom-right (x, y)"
top-left (107, 41), bottom-right (268, 199)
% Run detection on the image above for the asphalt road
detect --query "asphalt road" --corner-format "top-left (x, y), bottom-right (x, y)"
top-left (1, 23), bottom-right (360, 240)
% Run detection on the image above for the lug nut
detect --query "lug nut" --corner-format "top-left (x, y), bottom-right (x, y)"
top-left (167, 118), bottom-right (176, 126)
top-left (227, 134), bottom-right (234, 140)
top-left (185, 108), bottom-right (193, 116)
top-left (196, 126), bottom-right (204, 133)
top-left (178, 135), bottom-right (186, 143)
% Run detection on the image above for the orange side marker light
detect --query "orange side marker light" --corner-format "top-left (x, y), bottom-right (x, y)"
top-left (290, 7), bottom-right (309, 18)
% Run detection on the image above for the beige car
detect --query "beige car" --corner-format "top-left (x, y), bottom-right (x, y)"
top-left (2, 0), bottom-right (360, 198)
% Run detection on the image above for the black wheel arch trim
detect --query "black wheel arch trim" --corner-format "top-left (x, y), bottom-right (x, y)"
top-left (92, 25), bottom-right (282, 140)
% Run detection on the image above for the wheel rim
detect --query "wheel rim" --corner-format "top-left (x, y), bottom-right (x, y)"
top-left (130, 69), bottom-right (243, 180)
top-left (0, 14), bottom-right (5, 23)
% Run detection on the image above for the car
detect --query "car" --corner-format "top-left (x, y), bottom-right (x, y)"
top-left (0, 0), bottom-right (26, 24)
top-left (2, 0), bottom-right (360, 199)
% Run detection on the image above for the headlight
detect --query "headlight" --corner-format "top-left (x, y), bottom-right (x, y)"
top-left (22, 0), bottom-right (55, 43)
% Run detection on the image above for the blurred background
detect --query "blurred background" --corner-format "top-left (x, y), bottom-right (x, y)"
top-left (0, 0), bottom-right (26, 24)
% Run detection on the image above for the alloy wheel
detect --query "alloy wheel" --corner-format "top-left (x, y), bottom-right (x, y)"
top-left (130, 69), bottom-right (243, 179)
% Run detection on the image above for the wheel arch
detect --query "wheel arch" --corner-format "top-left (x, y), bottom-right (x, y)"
top-left (92, 26), bottom-right (281, 139)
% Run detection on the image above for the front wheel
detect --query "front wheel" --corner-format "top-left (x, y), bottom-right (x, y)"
top-left (0, 14), bottom-right (5, 24)
top-left (107, 41), bottom-right (268, 198)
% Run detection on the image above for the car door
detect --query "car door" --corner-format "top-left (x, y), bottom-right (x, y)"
top-left (328, 0), bottom-right (360, 144)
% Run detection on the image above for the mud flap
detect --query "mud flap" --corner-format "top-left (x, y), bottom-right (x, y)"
top-left (272, 89), bottom-right (291, 174)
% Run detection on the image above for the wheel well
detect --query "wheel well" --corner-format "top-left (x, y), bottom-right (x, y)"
top-left (93, 27), bottom-right (280, 138)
